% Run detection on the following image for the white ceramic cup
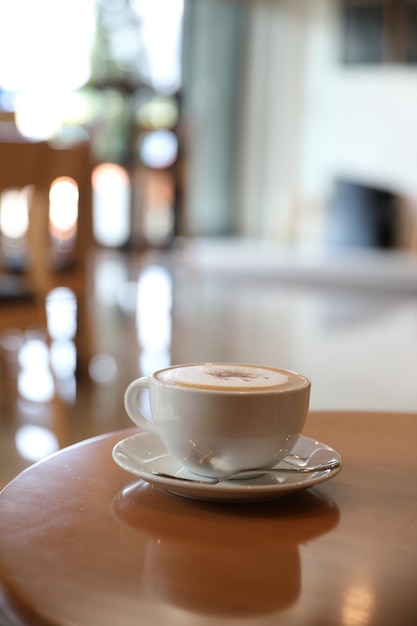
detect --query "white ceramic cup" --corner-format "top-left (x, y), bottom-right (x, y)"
top-left (124, 362), bottom-right (311, 478)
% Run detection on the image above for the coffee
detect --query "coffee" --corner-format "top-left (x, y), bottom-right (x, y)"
top-left (155, 363), bottom-right (305, 392)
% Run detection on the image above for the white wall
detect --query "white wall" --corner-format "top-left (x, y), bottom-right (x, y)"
top-left (236, 0), bottom-right (310, 242)
top-left (183, 0), bottom-right (417, 246)
top-left (301, 0), bottom-right (417, 200)
top-left (237, 0), bottom-right (417, 246)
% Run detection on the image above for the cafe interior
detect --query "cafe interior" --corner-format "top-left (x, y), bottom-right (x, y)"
top-left (0, 1), bottom-right (416, 624)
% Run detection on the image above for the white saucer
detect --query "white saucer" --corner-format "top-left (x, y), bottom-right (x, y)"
top-left (112, 432), bottom-right (342, 503)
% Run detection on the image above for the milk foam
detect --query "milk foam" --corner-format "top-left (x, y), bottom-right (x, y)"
top-left (156, 364), bottom-right (304, 391)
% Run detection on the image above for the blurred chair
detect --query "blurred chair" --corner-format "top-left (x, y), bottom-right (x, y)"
top-left (0, 125), bottom-right (94, 381)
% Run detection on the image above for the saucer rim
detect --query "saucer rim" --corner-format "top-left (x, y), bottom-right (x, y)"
top-left (112, 432), bottom-right (343, 502)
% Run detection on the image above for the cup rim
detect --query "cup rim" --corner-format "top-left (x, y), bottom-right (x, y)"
top-left (150, 362), bottom-right (311, 394)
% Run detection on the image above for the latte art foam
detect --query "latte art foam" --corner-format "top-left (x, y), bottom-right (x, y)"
top-left (155, 363), bottom-right (305, 392)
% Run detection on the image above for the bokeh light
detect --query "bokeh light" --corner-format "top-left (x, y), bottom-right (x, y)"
top-left (15, 424), bottom-right (59, 462)
top-left (0, 0), bottom-right (95, 92)
top-left (0, 188), bottom-right (29, 239)
top-left (136, 96), bottom-right (179, 130)
top-left (89, 353), bottom-right (118, 385)
top-left (138, 130), bottom-right (178, 169)
top-left (18, 337), bottom-right (55, 403)
top-left (46, 287), bottom-right (77, 341)
top-left (49, 177), bottom-right (79, 239)
top-left (131, 0), bottom-right (184, 93)
top-left (92, 163), bottom-right (131, 247)
top-left (136, 265), bottom-right (172, 376)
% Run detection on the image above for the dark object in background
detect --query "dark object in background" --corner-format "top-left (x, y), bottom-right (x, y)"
top-left (341, 0), bottom-right (417, 65)
top-left (326, 178), bottom-right (398, 249)
top-left (341, 1), bottom-right (384, 64)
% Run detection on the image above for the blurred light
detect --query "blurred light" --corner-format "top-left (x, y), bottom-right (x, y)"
top-left (59, 91), bottom-right (93, 127)
top-left (139, 349), bottom-right (170, 377)
top-left (94, 256), bottom-right (129, 307)
top-left (342, 585), bottom-right (375, 625)
top-left (0, 188), bottom-right (30, 238)
top-left (18, 369), bottom-right (55, 403)
top-left (139, 130), bottom-right (178, 169)
top-left (117, 281), bottom-right (138, 315)
top-left (92, 163), bottom-right (131, 247)
top-left (141, 169), bottom-right (175, 243)
top-left (17, 336), bottom-right (55, 403)
top-left (132, 0), bottom-right (184, 93)
top-left (18, 337), bottom-right (49, 371)
top-left (0, 329), bottom-right (24, 353)
top-left (55, 375), bottom-right (76, 405)
top-left (46, 288), bottom-right (77, 340)
top-left (89, 353), bottom-right (118, 385)
top-left (0, 90), bottom-right (16, 112)
top-left (15, 424), bottom-right (59, 462)
top-left (0, 0), bottom-right (95, 92)
top-left (143, 203), bottom-right (174, 244)
top-left (49, 177), bottom-right (79, 240)
top-left (50, 339), bottom-right (77, 378)
top-left (16, 397), bottom-right (45, 418)
top-left (137, 97), bottom-right (178, 130)
top-left (1, 0), bottom-right (95, 140)
top-left (136, 265), bottom-right (172, 351)
top-left (0, 188), bottom-right (30, 268)
top-left (15, 90), bottom-right (66, 140)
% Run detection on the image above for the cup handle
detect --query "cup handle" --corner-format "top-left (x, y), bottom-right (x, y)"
top-left (124, 377), bottom-right (158, 435)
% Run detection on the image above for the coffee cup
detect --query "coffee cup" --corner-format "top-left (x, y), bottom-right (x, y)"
top-left (124, 362), bottom-right (311, 478)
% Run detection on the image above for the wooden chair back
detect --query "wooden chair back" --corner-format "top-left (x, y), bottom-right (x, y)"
top-left (0, 127), bottom-right (94, 380)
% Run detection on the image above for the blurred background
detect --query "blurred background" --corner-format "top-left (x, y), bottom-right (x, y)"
top-left (2, 0), bottom-right (417, 247)
top-left (1, 0), bottom-right (417, 484)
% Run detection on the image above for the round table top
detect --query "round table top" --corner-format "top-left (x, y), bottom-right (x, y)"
top-left (0, 410), bottom-right (416, 626)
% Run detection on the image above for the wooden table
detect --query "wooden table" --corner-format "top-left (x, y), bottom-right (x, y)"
top-left (0, 411), bottom-right (416, 626)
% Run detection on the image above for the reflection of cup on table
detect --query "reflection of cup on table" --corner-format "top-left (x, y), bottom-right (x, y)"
top-left (112, 481), bottom-right (340, 618)
top-left (124, 362), bottom-right (311, 478)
